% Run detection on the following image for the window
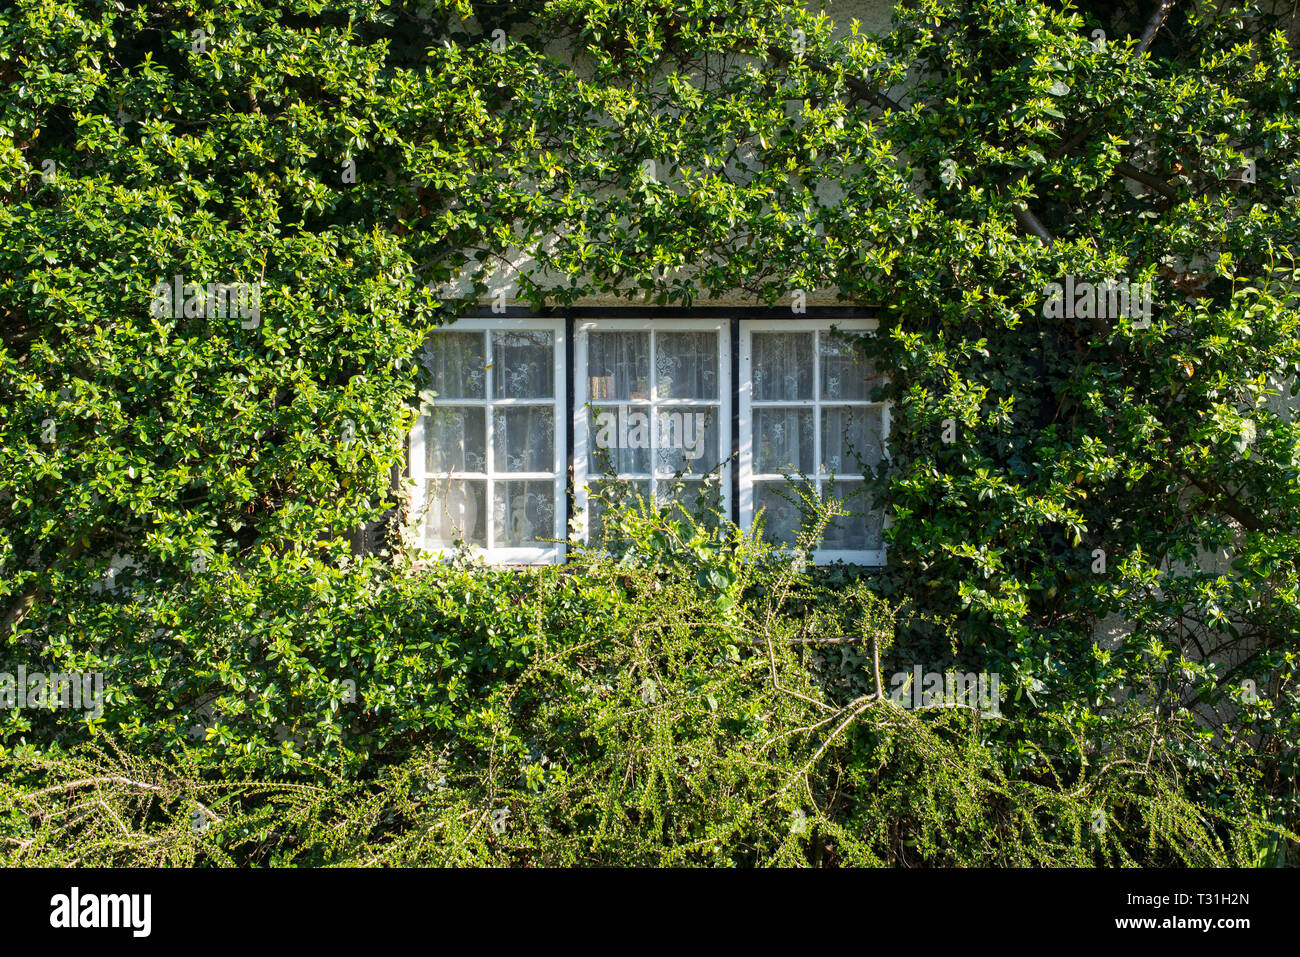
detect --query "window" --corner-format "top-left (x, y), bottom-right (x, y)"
top-left (573, 319), bottom-right (731, 539)
top-left (409, 318), bottom-right (567, 563)
top-left (739, 319), bottom-right (887, 565)
top-left (408, 313), bottom-right (887, 566)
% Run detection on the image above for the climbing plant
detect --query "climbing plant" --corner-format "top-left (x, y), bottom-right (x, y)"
top-left (1, 0), bottom-right (1297, 861)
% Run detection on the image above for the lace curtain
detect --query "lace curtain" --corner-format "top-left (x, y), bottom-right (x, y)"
top-left (588, 332), bottom-right (650, 399)
top-left (493, 331), bottom-right (554, 399)
top-left (419, 329), bottom-right (557, 550)
top-left (751, 330), bottom-right (882, 550)
top-left (587, 330), bottom-right (720, 477)
top-left (587, 331), bottom-right (718, 401)
top-left (752, 332), bottom-right (813, 400)
top-left (819, 335), bottom-right (877, 401)
top-left (418, 332), bottom-right (485, 399)
top-left (494, 406), bottom-right (554, 473)
top-left (656, 332), bottom-right (717, 399)
top-left (821, 406), bottom-right (885, 474)
top-left (755, 407), bottom-right (813, 474)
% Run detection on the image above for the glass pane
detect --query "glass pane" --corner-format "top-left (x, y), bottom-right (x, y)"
top-left (493, 330), bottom-right (554, 399)
top-left (751, 332), bottom-right (812, 401)
top-left (587, 479), bottom-right (651, 542)
top-left (424, 406), bottom-right (486, 474)
top-left (654, 479), bottom-right (719, 524)
top-left (419, 332), bottom-right (485, 399)
top-left (820, 405), bottom-right (886, 475)
top-left (493, 406), bottom-right (555, 474)
top-left (819, 334), bottom-right (877, 400)
top-left (493, 480), bottom-right (556, 548)
top-left (588, 405), bottom-right (651, 475)
top-left (655, 332), bottom-right (718, 400)
top-left (587, 331), bottom-right (650, 400)
top-left (822, 481), bottom-right (882, 551)
top-left (753, 480), bottom-right (809, 547)
top-left (654, 406), bottom-right (719, 476)
top-left (754, 407), bottom-right (813, 475)
top-left (421, 478), bottom-right (486, 548)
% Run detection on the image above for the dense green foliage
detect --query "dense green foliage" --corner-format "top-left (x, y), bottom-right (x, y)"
top-left (1, 500), bottom-right (1278, 865)
top-left (1, 0), bottom-right (1297, 864)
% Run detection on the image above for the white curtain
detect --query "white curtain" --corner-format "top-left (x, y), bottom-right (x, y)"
top-left (818, 335), bottom-right (876, 400)
top-left (588, 331), bottom-right (650, 399)
top-left (419, 331), bottom-right (485, 399)
top-left (424, 406), bottom-right (486, 474)
top-left (419, 328), bottom-right (558, 551)
top-left (493, 406), bottom-right (554, 473)
top-left (493, 480), bottom-right (554, 547)
top-left (493, 330), bottom-right (554, 399)
top-left (752, 332), bottom-right (813, 400)
top-left (655, 331), bottom-right (717, 399)
top-left (821, 406), bottom-right (885, 475)
top-left (754, 407), bottom-right (813, 474)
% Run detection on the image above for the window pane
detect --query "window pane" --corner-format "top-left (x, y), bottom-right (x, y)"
top-left (654, 406), bottom-right (719, 476)
top-left (587, 478), bottom-right (651, 542)
top-left (493, 480), bottom-right (556, 548)
top-left (822, 481), bottom-right (882, 551)
top-left (420, 332), bottom-right (485, 399)
top-left (753, 480), bottom-right (809, 546)
top-left (493, 406), bottom-right (555, 474)
top-left (421, 478), bottom-right (486, 548)
top-left (655, 332), bottom-right (718, 400)
top-left (754, 407), bottom-right (814, 475)
top-left (493, 330), bottom-right (554, 399)
top-left (654, 479), bottom-right (719, 524)
top-left (587, 331), bottom-right (650, 400)
top-left (821, 405), bottom-right (886, 475)
top-left (819, 335), bottom-right (877, 400)
top-left (751, 332), bottom-right (812, 400)
top-left (588, 405), bottom-right (651, 474)
top-left (424, 406), bottom-right (486, 474)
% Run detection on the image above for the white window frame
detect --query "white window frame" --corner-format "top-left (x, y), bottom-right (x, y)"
top-left (408, 317), bottom-right (567, 564)
top-left (573, 318), bottom-right (732, 541)
top-left (739, 318), bottom-right (889, 565)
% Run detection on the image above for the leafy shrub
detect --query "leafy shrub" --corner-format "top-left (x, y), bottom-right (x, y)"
top-left (2, 496), bottom-right (1287, 866)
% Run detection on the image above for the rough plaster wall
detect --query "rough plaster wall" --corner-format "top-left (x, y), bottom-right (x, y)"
top-left (824, 0), bottom-right (896, 37)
